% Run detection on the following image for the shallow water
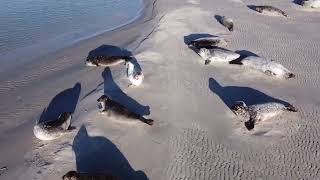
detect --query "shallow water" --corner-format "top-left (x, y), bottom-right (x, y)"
top-left (0, 0), bottom-right (143, 62)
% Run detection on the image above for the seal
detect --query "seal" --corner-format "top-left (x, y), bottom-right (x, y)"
top-left (126, 61), bottom-right (144, 87)
top-left (231, 101), bottom-right (298, 130)
top-left (62, 170), bottom-right (120, 180)
top-left (221, 16), bottom-right (234, 31)
top-left (254, 5), bottom-right (288, 17)
top-left (33, 112), bottom-right (73, 141)
top-left (197, 48), bottom-right (240, 65)
top-left (85, 55), bottom-right (131, 67)
top-left (97, 95), bottom-right (154, 125)
top-left (230, 56), bottom-right (295, 79)
top-left (187, 37), bottom-right (228, 49)
top-left (300, 0), bottom-right (320, 8)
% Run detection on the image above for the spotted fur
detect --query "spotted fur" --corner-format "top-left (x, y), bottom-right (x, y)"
top-left (231, 101), bottom-right (297, 130)
top-left (197, 48), bottom-right (240, 65)
top-left (231, 56), bottom-right (295, 79)
top-left (255, 5), bottom-right (288, 17)
top-left (97, 95), bottom-right (153, 125)
top-left (85, 55), bottom-right (131, 67)
top-left (188, 37), bottom-right (228, 49)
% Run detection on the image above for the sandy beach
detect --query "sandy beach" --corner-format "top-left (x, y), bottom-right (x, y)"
top-left (1, 0), bottom-right (320, 179)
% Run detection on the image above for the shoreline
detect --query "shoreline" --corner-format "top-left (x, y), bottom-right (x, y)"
top-left (0, 0), bottom-right (147, 73)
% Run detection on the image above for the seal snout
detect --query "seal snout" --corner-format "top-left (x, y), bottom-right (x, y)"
top-left (85, 59), bottom-right (97, 67)
top-left (187, 43), bottom-right (194, 48)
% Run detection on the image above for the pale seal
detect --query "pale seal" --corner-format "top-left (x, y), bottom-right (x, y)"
top-left (197, 48), bottom-right (240, 65)
top-left (187, 37), bottom-right (228, 49)
top-left (230, 56), bottom-right (295, 79)
top-left (126, 61), bottom-right (144, 87)
top-left (221, 16), bottom-right (234, 31)
top-left (97, 95), bottom-right (154, 125)
top-left (231, 101), bottom-right (297, 130)
top-left (300, 0), bottom-right (320, 8)
top-left (254, 5), bottom-right (288, 17)
top-left (62, 170), bottom-right (120, 180)
top-left (33, 112), bottom-right (73, 141)
top-left (85, 55), bottom-right (131, 67)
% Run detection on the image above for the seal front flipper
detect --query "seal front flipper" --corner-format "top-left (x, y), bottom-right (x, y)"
top-left (264, 70), bottom-right (275, 76)
top-left (244, 118), bottom-right (255, 130)
top-left (205, 59), bottom-right (211, 65)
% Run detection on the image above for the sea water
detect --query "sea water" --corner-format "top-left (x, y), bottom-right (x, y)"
top-left (0, 0), bottom-right (143, 69)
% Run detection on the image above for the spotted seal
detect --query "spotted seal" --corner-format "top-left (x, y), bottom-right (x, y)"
top-left (62, 171), bottom-right (120, 180)
top-left (254, 5), bottom-right (288, 17)
top-left (231, 101), bottom-right (297, 130)
top-left (187, 37), bottom-right (228, 49)
top-left (197, 48), bottom-right (240, 65)
top-left (126, 61), bottom-right (144, 87)
top-left (33, 112), bottom-right (73, 141)
top-left (97, 95), bottom-right (153, 125)
top-left (230, 56), bottom-right (295, 79)
top-left (85, 55), bottom-right (131, 67)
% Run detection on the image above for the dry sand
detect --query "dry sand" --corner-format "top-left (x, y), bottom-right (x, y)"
top-left (1, 0), bottom-right (320, 179)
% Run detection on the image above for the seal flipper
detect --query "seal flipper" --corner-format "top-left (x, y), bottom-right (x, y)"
top-left (285, 104), bottom-right (298, 112)
top-left (205, 59), bottom-right (211, 65)
top-left (139, 117), bottom-right (154, 126)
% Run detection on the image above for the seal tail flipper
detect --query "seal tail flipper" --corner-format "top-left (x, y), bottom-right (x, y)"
top-left (228, 24), bottom-right (234, 32)
top-left (244, 119), bottom-right (255, 130)
top-left (282, 12), bottom-right (288, 17)
top-left (140, 117), bottom-right (154, 126)
top-left (286, 104), bottom-right (298, 112)
top-left (286, 73), bottom-right (295, 79)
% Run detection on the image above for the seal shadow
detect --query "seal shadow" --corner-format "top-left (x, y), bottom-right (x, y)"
top-left (292, 0), bottom-right (303, 5)
top-left (214, 14), bottom-right (223, 25)
top-left (73, 126), bottom-right (149, 180)
top-left (102, 67), bottom-right (150, 116)
top-left (39, 82), bottom-right (81, 123)
top-left (247, 5), bottom-right (257, 12)
top-left (235, 50), bottom-right (259, 57)
top-left (230, 50), bottom-right (259, 64)
top-left (208, 77), bottom-right (290, 108)
top-left (87, 44), bottom-right (133, 59)
top-left (183, 33), bottom-right (217, 45)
